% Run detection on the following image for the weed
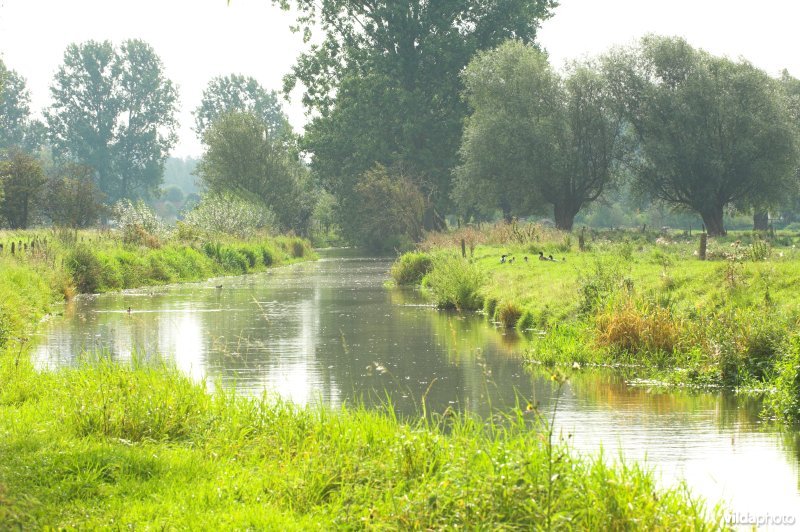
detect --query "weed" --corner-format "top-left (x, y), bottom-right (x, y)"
top-left (390, 251), bottom-right (433, 285)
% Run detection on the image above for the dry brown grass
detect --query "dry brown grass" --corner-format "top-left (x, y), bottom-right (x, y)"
top-left (595, 298), bottom-right (682, 354)
top-left (419, 221), bottom-right (564, 251)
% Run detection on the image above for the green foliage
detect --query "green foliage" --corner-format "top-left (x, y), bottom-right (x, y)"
top-left (390, 251), bottom-right (433, 285)
top-left (182, 192), bottom-right (277, 238)
top-left (456, 41), bottom-right (622, 230)
top-left (766, 334), bottom-right (800, 422)
top-left (64, 245), bottom-right (104, 294)
top-left (196, 111), bottom-right (312, 234)
top-left (347, 164), bottom-right (425, 251)
top-left (45, 163), bottom-right (107, 228)
top-left (424, 255), bottom-right (484, 311)
top-left (603, 35), bottom-right (799, 236)
top-left (288, 0), bottom-right (557, 233)
top-left (0, 66), bottom-right (41, 152)
top-left (0, 149), bottom-right (47, 229)
top-left (194, 74), bottom-right (290, 141)
top-left (46, 39), bottom-right (178, 203)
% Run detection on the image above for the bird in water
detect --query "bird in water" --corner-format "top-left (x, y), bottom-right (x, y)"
top-left (127, 306), bottom-right (132, 314)
top-left (215, 284), bottom-right (223, 289)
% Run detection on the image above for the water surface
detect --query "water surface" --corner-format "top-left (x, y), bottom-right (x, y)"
top-left (34, 249), bottom-right (800, 525)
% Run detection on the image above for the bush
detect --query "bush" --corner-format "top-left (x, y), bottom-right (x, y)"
top-left (495, 301), bottom-right (523, 328)
top-left (766, 334), bottom-right (800, 422)
top-left (112, 200), bottom-right (167, 248)
top-left (64, 245), bottom-right (104, 293)
top-left (390, 252), bottom-right (433, 285)
top-left (182, 192), bottom-right (277, 238)
top-left (483, 296), bottom-right (498, 319)
top-left (425, 255), bottom-right (484, 311)
top-left (516, 310), bottom-right (536, 332)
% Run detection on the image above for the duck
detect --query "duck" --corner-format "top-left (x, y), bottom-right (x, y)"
top-left (500, 254), bottom-right (508, 264)
top-left (538, 251), bottom-right (548, 261)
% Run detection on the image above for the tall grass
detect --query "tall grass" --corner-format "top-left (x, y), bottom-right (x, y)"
top-left (0, 354), bottom-right (721, 529)
top-left (423, 255), bottom-right (484, 311)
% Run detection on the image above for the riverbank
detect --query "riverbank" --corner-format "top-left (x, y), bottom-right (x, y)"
top-left (0, 229), bottom-right (314, 349)
top-left (0, 232), bottom-right (722, 527)
top-left (392, 225), bottom-right (800, 424)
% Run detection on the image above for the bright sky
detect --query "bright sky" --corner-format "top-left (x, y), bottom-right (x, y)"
top-left (1, 0), bottom-right (799, 158)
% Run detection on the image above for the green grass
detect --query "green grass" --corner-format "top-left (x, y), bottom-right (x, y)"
top-left (0, 354), bottom-right (722, 529)
top-left (397, 225), bottom-right (800, 423)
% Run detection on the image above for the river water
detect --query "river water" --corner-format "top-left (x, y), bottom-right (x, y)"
top-left (33, 249), bottom-right (800, 525)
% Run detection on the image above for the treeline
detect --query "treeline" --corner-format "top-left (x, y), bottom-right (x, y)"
top-left (0, 45), bottom-right (314, 237)
top-left (3, 1), bottom-right (799, 246)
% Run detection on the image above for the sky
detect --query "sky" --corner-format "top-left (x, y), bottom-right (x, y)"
top-left (1, 0), bottom-right (799, 158)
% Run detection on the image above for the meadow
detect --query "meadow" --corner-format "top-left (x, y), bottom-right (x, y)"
top-left (0, 226), bottom-right (723, 528)
top-left (392, 223), bottom-right (800, 424)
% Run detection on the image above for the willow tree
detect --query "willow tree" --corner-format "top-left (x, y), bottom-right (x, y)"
top-left (455, 41), bottom-right (623, 230)
top-left (272, 0), bottom-right (556, 238)
top-left (603, 36), bottom-right (799, 236)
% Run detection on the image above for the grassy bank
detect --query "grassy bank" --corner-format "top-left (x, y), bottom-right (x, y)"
top-left (0, 229), bottom-right (314, 349)
top-left (0, 355), bottom-right (721, 528)
top-left (392, 223), bottom-right (800, 423)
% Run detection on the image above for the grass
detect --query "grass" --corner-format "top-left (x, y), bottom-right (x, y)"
top-left (395, 222), bottom-right (800, 423)
top-left (0, 354), bottom-right (722, 529)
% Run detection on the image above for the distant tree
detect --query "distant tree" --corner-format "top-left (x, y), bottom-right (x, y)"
top-left (603, 36), bottom-right (799, 236)
top-left (0, 149), bottom-right (47, 228)
top-left (196, 111), bottom-right (312, 233)
top-left (275, 0), bottom-right (557, 238)
top-left (194, 74), bottom-right (289, 140)
top-left (163, 156), bottom-right (200, 195)
top-left (0, 65), bottom-right (42, 153)
top-left (46, 39), bottom-right (178, 204)
top-left (455, 41), bottom-right (623, 230)
top-left (45, 163), bottom-right (106, 228)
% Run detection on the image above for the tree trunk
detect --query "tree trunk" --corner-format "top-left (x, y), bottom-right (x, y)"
top-left (753, 210), bottom-right (769, 231)
top-left (553, 202), bottom-right (577, 231)
top-left (700, 205), bottom-right (726, 236)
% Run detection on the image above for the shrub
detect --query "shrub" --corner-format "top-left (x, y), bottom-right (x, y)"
top-left (390, 252), bottom-right (433, 285)
top-left (495, 301), bottom-right (523, 328)
top-left (112, 200), bottom-right (167, 247)
top-left (516, 310), bottom-right (536, 332)
top-left (182, 192), bottom-right (277, 238)
top-left (766, 334), bottom-right (800, 422)
top-left (425, 255), bottom-right (484, 311)
top-left (64, 245), bottom-right (104, 293)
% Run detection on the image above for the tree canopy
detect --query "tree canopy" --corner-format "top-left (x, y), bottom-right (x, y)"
top-left (603, 36), bottom-right (799, 236)
top-left (0, 65), bottom-right (43, 153)
top-left (194, 74), bottom-right (290, 140)
top-left (455, 41), bottom-right (623, 230)
top-left (274, 0), bottom-right (557, 238)
top-left (196, 111), bottom-right (313, 234)
top-left (46, 39), bottom-right (179, 204)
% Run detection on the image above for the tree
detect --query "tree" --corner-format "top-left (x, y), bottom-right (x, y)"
top-left (0, 149), bottom-right (47, 228)
top-left (45, 163), bottom-right (106, 228)
top-left (275, 0), bottom-right (557, 237)
top-left (46, 39), bottom-right (178, 204)
top-left (194, 74), bottom-right (290, 140)
top-left (349, 164), bottom-right (425, 250)
top-left (0, 64), bottom-right (43, 153)
top-left (455, 41), bottom-right (623, 230)
top-left (196, 111), bottom-right (312, 233)
top-left (603, 36), bottom-right (799, 236)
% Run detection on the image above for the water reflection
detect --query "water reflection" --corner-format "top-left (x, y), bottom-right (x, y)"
top-left (33, 250), bottom-right (800, 520)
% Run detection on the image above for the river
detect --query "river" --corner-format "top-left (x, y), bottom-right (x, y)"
top-left (33, 249), bottom-right (800, 526)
